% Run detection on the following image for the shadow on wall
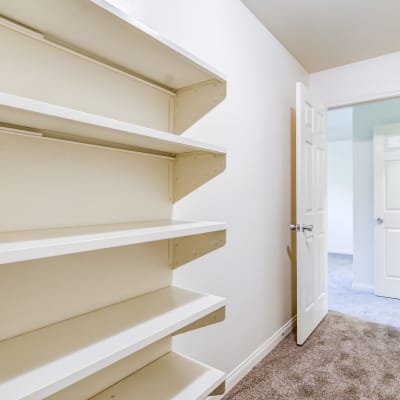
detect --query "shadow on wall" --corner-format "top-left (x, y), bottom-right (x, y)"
top-left (286, 108), bottom-right (297, 318)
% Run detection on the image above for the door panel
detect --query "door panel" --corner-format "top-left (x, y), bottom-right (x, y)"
top-left (317, 233), bottom-right (324, 298)
top-left (305, 143), bottom-right (313, 213)
top-left (386, 230), bottom-right (400, 278)
top-left (316, 148), bottom-right (325, 211)
top-left (375, 124), bottom-right (400, 298)
top-left (296, 82), bottom-right (328, 345)
top-left (386, 161), bottom-right (400, 209)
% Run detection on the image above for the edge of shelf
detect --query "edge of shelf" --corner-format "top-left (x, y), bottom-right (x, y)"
top-left (0, 92), bottom-right (226, 155)
top-left (90, 351), bottom-right (226, 400)
top-left (0, 1), bottom-right (226, 92)
top-left (91, 0), bottom-right (227, 85)
top-left (0, 286), bottom-right (226, 400)
top-left (0, 220), bottom-right (227, 264)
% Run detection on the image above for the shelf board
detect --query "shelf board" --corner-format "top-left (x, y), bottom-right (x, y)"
top-left (0, 219), bottom-right (226, 265)
top-left (90, 352), bottom-right (225, 400)
top-left (0, 92), bottom-right (226, 156)
top-left (0, 286), bottom-right (226, 400)
top-left (0, 0), bottom-right (225, 91)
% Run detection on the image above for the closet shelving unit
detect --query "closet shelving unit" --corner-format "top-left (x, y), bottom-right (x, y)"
top-left (90, 352), bottom-right (226, 400)
top-left (0, 92), bottom-right (226, 156)
top-left (0, 220), bottom-right (226, 265)
top-left (0, 0), bottom-right (224, 92)
top-left (0, 0), bottom-right (227, 134)
top-left (1, 286), bottom-right (225, 400)
top-left (0, 0), bottom-right (227, 399)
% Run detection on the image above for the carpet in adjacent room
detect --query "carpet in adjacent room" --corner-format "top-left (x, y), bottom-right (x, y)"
top-left (328, 253), bottom-right (400, 328)
top-left (223, 312), bottom-right (400, 400)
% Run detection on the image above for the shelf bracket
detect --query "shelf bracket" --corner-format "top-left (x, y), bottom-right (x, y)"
top-left (169, 230), bottom-right (226, 269)
top-left (173, 79), bottom-right (227, 134)
top-left (210, 381), bottom-right (226, 396)
top-left (174, 151), bottom-right (226, 202)
top-left (173, 307), bottom-right (225, 336)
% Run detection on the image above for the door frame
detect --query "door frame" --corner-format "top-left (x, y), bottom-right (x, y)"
top-left (294, 85), bottom-right (400, 328)
top-left (323, 89), bottom-right (400, 295)
top-left (321, 89), bottom-right (400, 111)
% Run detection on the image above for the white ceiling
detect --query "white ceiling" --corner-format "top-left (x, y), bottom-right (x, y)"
top-left (242, 0), bottom-right (400, 72)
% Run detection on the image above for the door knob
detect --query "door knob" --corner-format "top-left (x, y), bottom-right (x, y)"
top-left (302, 224), bottom-right (314, 232)
top-left (290, 224), bottom-right (314, 232)
top-left (376, 218), bottom-right (384, 224)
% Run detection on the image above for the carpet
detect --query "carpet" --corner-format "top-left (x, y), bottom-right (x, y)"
top-left (328, 253), bottom-right (400, 328)
top-left (223, 312), bottom-right (400, 400)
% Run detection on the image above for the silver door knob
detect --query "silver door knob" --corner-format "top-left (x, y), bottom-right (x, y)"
top-left (302, 224), bottom-right (314, 232)
top-left (377, 218), bottom-right (384, 224)
top-left (289, 224), bottom-right (300, 231)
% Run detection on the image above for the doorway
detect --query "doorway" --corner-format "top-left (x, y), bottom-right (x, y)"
top-left (327, 97), bottom-right (400, 327)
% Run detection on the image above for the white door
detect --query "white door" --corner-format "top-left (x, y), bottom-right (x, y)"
top-left (374, 123), bottom-right (400, 299)
top-left (295, 82), bottom-right (328, 345)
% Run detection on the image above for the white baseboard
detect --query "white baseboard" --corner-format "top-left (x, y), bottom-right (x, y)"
top-left (352, 281), bottom-right (374, 293)
top-left (210, 315), bottom-right (296, 399)
top-left (328, 249), bottom-right (353, 256)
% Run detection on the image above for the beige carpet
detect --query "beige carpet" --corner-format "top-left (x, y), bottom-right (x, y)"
top-left (224, 312), bottom-right (400, 400)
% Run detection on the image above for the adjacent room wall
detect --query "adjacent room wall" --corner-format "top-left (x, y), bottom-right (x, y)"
top-left (113, 0), bottom-right (308, 385)
top-left (352, 98), bottom-right (400, 291)
top-left (327, 108), bottom-right (353, 255)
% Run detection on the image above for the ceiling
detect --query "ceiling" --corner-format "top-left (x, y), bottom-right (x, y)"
top-left (241, 0), bottom-right (400, 72)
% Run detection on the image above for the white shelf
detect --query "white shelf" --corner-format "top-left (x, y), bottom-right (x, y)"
top-left (0, 92), bottom-right (226, 156)
top-left (0, 220), bottom-right (226, 264)
top-left (0, 0), bottom-right (225, 91)
top-left (0, 286), bottom-right (226, 400)
top-left (91, 352), bottom-right (225, 400)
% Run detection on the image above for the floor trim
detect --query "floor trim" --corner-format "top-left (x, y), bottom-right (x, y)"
top-left (210, 315), bottom-right (297, 399)
top-left (352, 281), bottom-right (374, 293)
top-left (328, 249), bottom-right (353, 256)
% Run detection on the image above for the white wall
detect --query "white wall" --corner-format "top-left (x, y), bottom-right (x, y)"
top-left (309, 51), bottom-right (400, 108)
top-left (327, 108), bottom-right (353, 254)
top-left (115, 0), bottom-right (308, 384)
top-left (352, 98), bottom-right (400, 290)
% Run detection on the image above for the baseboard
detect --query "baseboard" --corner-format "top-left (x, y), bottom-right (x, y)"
top-left (209, 315), bottom-right (296, 399)
top-left (328, 249), bottom-right (353, 256)
top-left (352, 281), bottom-right (374, 293)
